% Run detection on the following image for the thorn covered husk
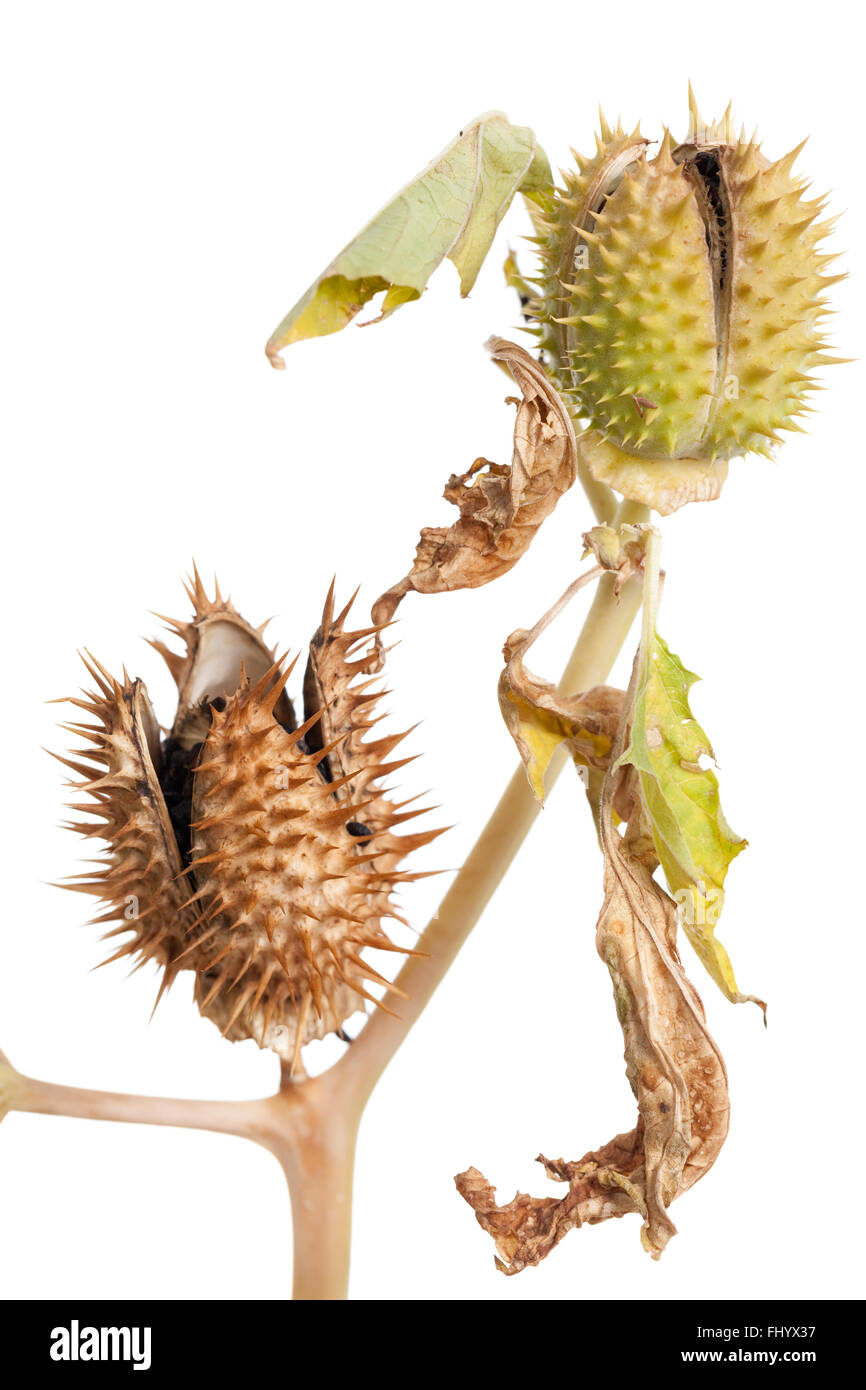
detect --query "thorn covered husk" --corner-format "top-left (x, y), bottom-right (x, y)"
top-left (54, 574), bottom-right (440, 1062)
top-left (513, 93), bottom-right (842, 513)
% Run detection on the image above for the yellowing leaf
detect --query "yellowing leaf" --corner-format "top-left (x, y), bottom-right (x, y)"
top-left (266, 113), bottom-right (551, 365)
top-left (499, 639), bottom-right (623, 805)
top-left (494, 544), bottom-right (641, 804)
top-left (502, 248), bottom-right (534, 305)
top-left (617, 533), bottom-right (760, 1009)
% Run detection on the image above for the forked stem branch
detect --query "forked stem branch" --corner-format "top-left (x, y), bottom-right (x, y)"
top-left (2, 501), bottom-right (648, 1300)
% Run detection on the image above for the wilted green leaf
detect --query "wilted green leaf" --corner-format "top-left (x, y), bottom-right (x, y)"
top-left (617, 535), bottom-right (759, 1008)
top-left (266, 112), bottom-right (551, 365)
top-left (500, 668), bottom-right (622, 804)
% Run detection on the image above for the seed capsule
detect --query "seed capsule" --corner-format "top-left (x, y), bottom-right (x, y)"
top-left (55, 573), bottom-right (440, 1067)
top-left (524, 92), bottom-right (841, 513)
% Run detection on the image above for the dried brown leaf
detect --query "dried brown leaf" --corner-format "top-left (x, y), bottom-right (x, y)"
top-left (497, 569), bottom-right (625, 802)
top-left (456, 772), bottom-right (729, 1271)
top-left (372, 338), bottom-right (576, 628)
top-left (581, 521), bottom-right (653, 595)
top-left (455, 1130), bottom-right (642, 1274)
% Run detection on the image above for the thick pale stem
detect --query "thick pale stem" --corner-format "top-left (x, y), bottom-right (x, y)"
top-left (343, 512), bottom-right (648, 1096)
top-left (3, 1056), bottom-right (358, 1300)
top-left (577, 446), bottom-right (618, 523)
top-left (265, 1081), bottom-right (361, 1300)
top-left (10, 1070), bottom-right (277, 1144)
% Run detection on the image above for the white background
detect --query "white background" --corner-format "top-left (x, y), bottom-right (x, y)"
top-left (1, 0), bottom-right (863, 1302)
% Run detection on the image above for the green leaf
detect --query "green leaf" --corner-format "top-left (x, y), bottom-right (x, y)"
top-left (266, 112), bottom-right (551, 365)
top-left (617, 534), bottom-right (760, 1009)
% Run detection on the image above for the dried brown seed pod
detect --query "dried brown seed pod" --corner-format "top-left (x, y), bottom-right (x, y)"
top-left (54, 572), bottom-right (441, 1068)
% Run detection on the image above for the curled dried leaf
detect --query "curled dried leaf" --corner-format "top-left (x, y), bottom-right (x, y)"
top-left (498, 569), bottom-right (625, 803)
top-left (456, 767), bottom-right (730, 1271)
top-left (499, 662), bottom-right (624, 805)
top-left (582, 521), bottom-right (652, 594)
top-left (594, 809), bottom-right (730, 1255)
top-left (266, 113), bottom-right (551, 362)
top-left (372, 338), bottom-right (577, 628)
top-left (455, 1129), bottom-right (642, 1274)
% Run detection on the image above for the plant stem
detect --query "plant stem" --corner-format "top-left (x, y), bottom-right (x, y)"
top-left (269, 554), bottom-right (644, 1296)
top-left (577, 446), bottom-right (618, 523)
top-left (342, 533), bottom-right (646, 1098)
top-left (9, 1069), bottom-right (277, 1143)
top-left (265, 1076), bottom-right (361, 1300)
top-left (2, 1051), bottom-right (358, 1300)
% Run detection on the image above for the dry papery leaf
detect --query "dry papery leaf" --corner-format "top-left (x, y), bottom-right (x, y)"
top-left (371, 338), bottom-right (577, 629)
top-left (582, 521), bottom-right (654, 595)
top-left (458, 564), bottom-right (730, 1271)
top-left (498, 569), bottom-right (626, 806)
top-left (456, 780), bottom-right (729, 1271)
top-left (496, 536), bottom-right (653, 804)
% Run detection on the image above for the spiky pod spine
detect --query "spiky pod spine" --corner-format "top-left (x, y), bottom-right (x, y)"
top-left (520, 116), bottom-right (648, 398)
top-left (564, 130), bottom-right (718, 459)
top-left (55, 661), bottom-right (203, 1001)
top-left (303, 585), bottom-right (440, 869)
top-left (188, 660), bottom-right (416, 1060)
top-left (700, 135), bottom-right (840, 457)
top-left (517, 98), bottom-right (841, 509)
top-left (56, 576), bottom-right (441, 1066)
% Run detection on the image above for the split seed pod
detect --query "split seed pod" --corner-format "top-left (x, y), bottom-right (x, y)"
top-left (55, 573), bottom-right (440, 1067)
top-left (522, 91), bottom-right (842, 512)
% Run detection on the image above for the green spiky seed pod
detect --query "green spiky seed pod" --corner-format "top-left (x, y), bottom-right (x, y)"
top-left (521, 93), bottom-right (841, 514)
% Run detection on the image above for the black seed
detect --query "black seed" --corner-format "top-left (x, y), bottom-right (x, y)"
top-left (157, 736), bottom-right (204, 867)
